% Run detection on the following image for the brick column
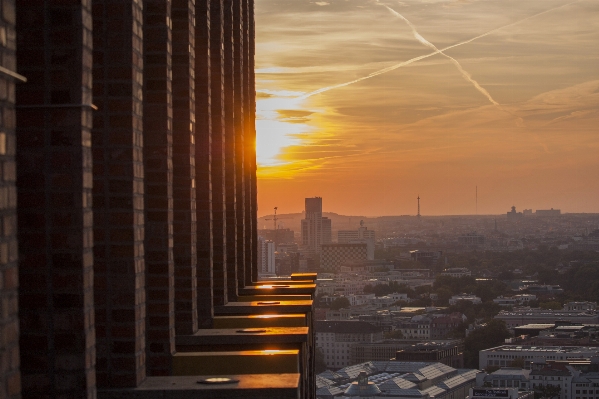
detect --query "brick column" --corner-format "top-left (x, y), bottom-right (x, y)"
top-left (223, 0), bottom-right (238, 302)
top-left (171, 0), bottom-right (198, 335)
top-left (210, 0), bottom-right (227, 306)
top-left (0, 2), bottom-right (20, 398)
top-left (15, 0), bottom-right (96, 397)
top-left (92, 0), bottom-right (146, 387)
top-left (194, 0), bottom-right (214, 328)
top-left (232, 0), bottom-right (246, 290)
top-left (248, 0), bottom-right (258, 282)
top-left (242, 0), bottom-right (254, 285)
top-left (143, 0), bottom-right (174, 376)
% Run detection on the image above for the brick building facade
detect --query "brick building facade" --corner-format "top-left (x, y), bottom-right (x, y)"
top-left (0, 1), bottom-right (314, 398)
top-left (320, 243), bottom-right (367, 272)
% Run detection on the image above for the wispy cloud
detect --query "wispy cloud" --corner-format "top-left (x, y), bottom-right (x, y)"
top-left (255, 0), bottom-right (598, 215)
top-left (299, 0), bottom-right (580, 99)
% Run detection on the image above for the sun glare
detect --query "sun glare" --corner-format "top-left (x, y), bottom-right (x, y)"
top-left (255, 90), bottom-right (317, 174)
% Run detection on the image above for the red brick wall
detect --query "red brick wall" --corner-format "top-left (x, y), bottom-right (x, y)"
top-left (210, 0), bottom-right (228, 307)
top-left (143, 0), bottom-right (175, 376)
top-left (233, 0), bottom-right (247, 290)
top-left (223, 0), bottom-right (239, 302)
top-left (248, 0), bottom-right (258, 283)
top-left (172, 0), bottom-right (198, 336)
top-left (0, 1), bottom-right (20, 397)
top-left (242, 0), bottom-right (254, 286)
top-left (194, 0), bottom-right (215, 328)
top-left (92, 0), bottom-right (146, 388)
top-left (16, 0), bottom-right (96, 397)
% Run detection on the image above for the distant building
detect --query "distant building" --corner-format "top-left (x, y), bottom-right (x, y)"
top-left (521, 284), bottom-right (564, 295)
top-left (396, 341), bottom-right (464, 368)
top-left (321, 243), bottom-right (368, 272)
top-left (467, 387), bottom-right (534, 399)
top-left (315, 320), bottom-right (384, 369)
top-left (523, 209), bottom-right (534, 216)
top-left (479, 345), bottom-right (599, 370)
top-left (507, 206), bottom-right (524, 220)
top-left (277, 242), bottom-right (299, 253)
top-left (410, 250), bottom-right (442, 266)
top-left (495, 308), bottom-right (599, 328)
top-left (318, 361), bottom-right (479, 399)
top-left (440, 268), bottom-right (472, 278)
top-left (301, 197), bottom-right (331, 253)
top-left (397, 317), bottom-right (432, 340)
top-left (338, 222), bottom-right (376, 260)
top-left (257, 227), bottom-right (295, 245)
top-left (535, 208), bottom-right (561, 216)
top-left (475, 368), bottom-right (532, 390)
top-left (257, 237), bottom-right (275, 275)
top-left (493, 295), bottom-right (537, 307)
top-left (564, 302), bottom-right (597, 312)
top-left (458, 233), bottom-right (486, 246)
top-left (431, 313), bottom-right (466, 340)
top-left (275, 251), bottom-right (300, 276)
top-left (449, 294), bottom-right (482, 305)
top-left (351, 340), bottom-right (414, 364)
top-left (339, 259), bottom-right (393, 273)
top-left (571, 230), bottom-right (599, 251)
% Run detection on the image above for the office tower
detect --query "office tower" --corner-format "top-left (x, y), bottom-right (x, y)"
top-left (301, 197), bottom-right (331, 252)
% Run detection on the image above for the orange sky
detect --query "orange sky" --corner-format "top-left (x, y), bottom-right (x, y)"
top-left (254, 0), bottom-right (599, 217)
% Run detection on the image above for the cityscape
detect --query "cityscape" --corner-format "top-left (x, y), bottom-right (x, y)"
top-left (256, 197), bottom-right (599, 398)
top-left (0, 0), bottom-right (597, 399)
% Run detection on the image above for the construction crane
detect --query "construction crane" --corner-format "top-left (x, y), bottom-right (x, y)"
top-left (264, 207), bottom-right (292, 230)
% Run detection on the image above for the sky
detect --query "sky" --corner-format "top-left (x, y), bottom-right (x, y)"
top-left (254, 0), bottom-right (599, 217)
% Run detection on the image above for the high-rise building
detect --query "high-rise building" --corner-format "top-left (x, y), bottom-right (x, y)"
top-left (258, 237), bottom-right (276, 275)
top-left (301, 197), bottom-right (331, 252)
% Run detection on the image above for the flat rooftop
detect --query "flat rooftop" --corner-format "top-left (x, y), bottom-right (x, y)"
top-left (482, 345), bottom-right (599, 353)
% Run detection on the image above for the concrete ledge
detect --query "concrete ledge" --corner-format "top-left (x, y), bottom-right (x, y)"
top-left (213, 314), bottom-right (306, 328)
top-left (291, 273), bottom-right (317, 281)
top-left (172, 350), bottom-right (300, 375)
top-left (237, 294), bottom-right (312, 301)
top-left (253, 279), bottom-right (315, 285)
top-left (176, 327), bottom-right (309, 348)
top-left (98, 374), bottom-right (300, 399)
top-left (214, 300), bottom-right (313, 316)
top-left (239, 284), bottom-right (316, 297)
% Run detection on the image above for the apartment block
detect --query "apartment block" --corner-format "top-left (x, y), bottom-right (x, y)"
top-left (321, 242), bottom-right (368, 272)
top-left (315, 320), bottom-right (384, 369)
top-left (479, 345), bottom-right (599, 370)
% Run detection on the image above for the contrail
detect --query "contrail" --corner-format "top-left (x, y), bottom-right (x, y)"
top-left (383, 4), bottom-right (500, 107)
top-left (298, 0), bottom-right (579, 100)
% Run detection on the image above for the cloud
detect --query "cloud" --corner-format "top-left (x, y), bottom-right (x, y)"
top-left (255, 0), bottom-right (599, 214)
top-left (277, 109), bottom-right (315, 124)
top-left (256, 91), bottom-right (273, 98)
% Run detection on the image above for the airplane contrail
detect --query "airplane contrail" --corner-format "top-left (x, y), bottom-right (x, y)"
top-left (298, 0), bottom-right (579, 100)
top-left (383, 4), bottom-right (500, 107)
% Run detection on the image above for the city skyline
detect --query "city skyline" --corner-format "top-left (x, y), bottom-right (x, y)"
top-left (254, 0), bottom-right (599, 217)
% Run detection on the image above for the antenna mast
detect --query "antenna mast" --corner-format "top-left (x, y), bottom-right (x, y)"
top-left (417, 196), bottom-right (421, 219)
